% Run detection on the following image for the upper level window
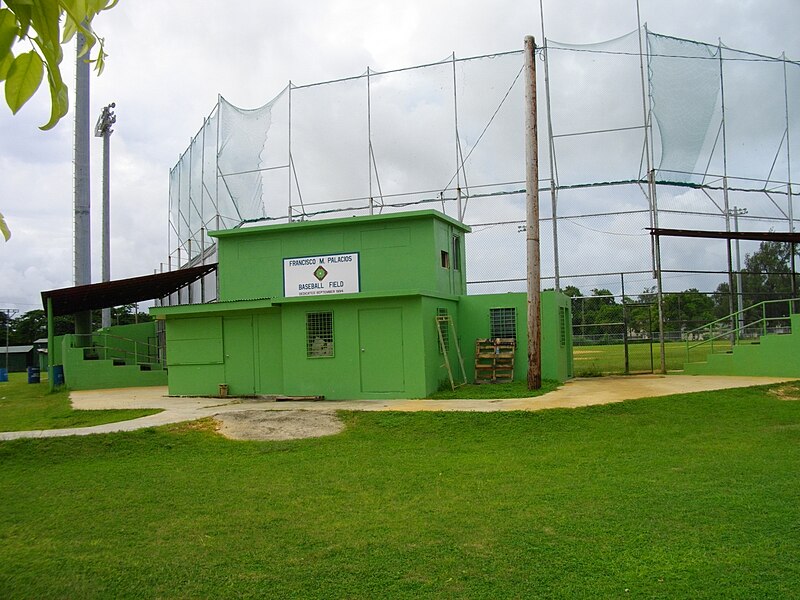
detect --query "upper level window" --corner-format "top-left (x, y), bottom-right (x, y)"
top-left (452, 236), bottom-right (461, 270)
top-left (440, 250), bottom-right (450, 268)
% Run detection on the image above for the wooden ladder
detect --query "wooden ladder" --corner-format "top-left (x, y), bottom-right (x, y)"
top-left (474, 338), bottom-right (516, 383)
top-left (436, 314), bottom-right (467, 390)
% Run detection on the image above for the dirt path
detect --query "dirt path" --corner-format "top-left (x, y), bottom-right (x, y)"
top-left (214, 409), bottom-right (344, 441)
top-left (2, 374), bottom-right (793, 442)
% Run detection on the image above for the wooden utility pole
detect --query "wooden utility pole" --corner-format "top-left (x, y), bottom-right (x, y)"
top-left (524, 36), bottom-right (542, 390)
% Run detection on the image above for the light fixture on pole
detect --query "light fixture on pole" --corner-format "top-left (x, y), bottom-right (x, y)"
top-left (95, 103), bottom-right (116, 329)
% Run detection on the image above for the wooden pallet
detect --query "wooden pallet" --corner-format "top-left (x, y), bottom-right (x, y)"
top-left (474, 338), bottom-right (516, 383)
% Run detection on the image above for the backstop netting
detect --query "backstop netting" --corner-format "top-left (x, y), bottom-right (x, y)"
top-left (167, 26), bottom-right (798, 331)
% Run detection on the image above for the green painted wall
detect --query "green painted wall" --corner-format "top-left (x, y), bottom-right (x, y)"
top-left (212, 210), bottom-right (469, 302)
top-left (279, 296), bottom-right (428, 399)
top-left (58, 323), bottom-right (166, 390)
top-left (165, 315), bottom-right (225, 396)
top-left (683, 314), bottom-right (800, 377)
top-left (458, 291), bottom-right (573, 383)
top-left (420, 296), bottom-right (463, 392)
top-left (159, 296), bottom-right (434, 399)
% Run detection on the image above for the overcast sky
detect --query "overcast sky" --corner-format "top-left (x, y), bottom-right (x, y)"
top-left (1, 0), bottom-right (798, 314)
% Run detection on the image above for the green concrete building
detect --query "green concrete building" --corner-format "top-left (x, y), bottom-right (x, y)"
top-left (152, 210), bottom-right (572, 399)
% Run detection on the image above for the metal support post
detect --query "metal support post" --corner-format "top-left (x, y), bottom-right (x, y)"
top-left (621, 273), bottom-right (629, 374)
top-left (783, 54), bottom-right (797, 299)
top-left (730, 207), bottom-right (747, 334)
top-left (539, 0), bottom-right (560, 290)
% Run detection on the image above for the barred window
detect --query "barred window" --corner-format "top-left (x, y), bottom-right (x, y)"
top-left (489, 307), bottom-right (516, 340)
top-left (559, 307), bottom-right (568, 347)
top-left (306, 311), bottom-right (334, 357)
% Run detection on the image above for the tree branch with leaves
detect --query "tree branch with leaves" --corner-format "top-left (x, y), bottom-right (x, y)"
top-left (0, 0), bottom-right (118, 242)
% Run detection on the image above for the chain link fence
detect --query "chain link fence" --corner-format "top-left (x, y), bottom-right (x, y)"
top-left (164, 28), bottom-right (798, 375)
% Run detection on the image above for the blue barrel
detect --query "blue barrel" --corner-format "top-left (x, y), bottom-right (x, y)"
top-left (52, 365), bottom-right (65, 386)
top-left (0, 368), bottom-right (7, 382)
top-left (27, 366), bottom-right (40, 384)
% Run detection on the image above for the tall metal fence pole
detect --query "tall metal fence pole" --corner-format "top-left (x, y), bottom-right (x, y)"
top-left (451, 53), bottom-right (462, 221)
top-left (287, 83), bottom-right (293, 220)
top-left (621, 273), bottom-right (629, 374)
top-left (524, 36), bottom-right (542, 390)
top-left (783, 53), bottom-right (797, 299)
top-left (718, 42), bottom-right (737, 336)
top-left (367, 68), bottom-right (374, 216)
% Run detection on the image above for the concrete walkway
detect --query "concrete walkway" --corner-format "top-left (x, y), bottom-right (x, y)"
top-left (0, 374), bottom-right (792, 441)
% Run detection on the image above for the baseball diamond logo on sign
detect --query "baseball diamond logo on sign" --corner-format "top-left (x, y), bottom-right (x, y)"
top-left (314, 266), bottom-right (328, 281)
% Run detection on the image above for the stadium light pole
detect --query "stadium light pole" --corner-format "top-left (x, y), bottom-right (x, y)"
top-left (74, 32), bottom-right (92, 344)
top-left (95, 103), bottom-right (117, 329)
top-left (524, 36), bottom-right (542, 390)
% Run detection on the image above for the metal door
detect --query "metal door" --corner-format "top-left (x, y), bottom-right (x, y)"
top-left (359, 308), bottom-right (405, 393)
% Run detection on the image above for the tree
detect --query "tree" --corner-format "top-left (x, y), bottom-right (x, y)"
top-left (7, 309), bottom-right (74, 344)
top-left (583, 288), bottom-right (621, 324)
top-left (1, 0), bottom-right (117, 242)
top-left (740, 241), bottom-right (796, 305)
top-left (1, 0), bottom-right (116, 129)
top-left (712, 241), bottom-right (798, 319)
top-left (662, 288), bottom-right (715, 333)
top-left (109, 304), bottom-right (153, 326)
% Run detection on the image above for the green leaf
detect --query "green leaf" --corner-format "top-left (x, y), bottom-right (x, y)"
top-left (32, 34), bottom-right (67, 129)
top-left (39, 78), bottom-right (67, 130)
top-left (5, 50), bottom-right (44, 113)
top-left (0, 211), bottom-right (10, 242)
top-left (0, 9), bottom-right (18, 58)
top-left (0, 50), bottom-right (13, 81)
top-left (33, 35), bottom-right (63, 75)
top-left (61, 12), bottom-right (77, 43)
top-left (29, 0), bottom-right (61, 52)
top-left (4, 2), bottom-right (32, 39)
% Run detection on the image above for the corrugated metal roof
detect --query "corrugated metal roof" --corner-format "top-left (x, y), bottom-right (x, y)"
top-left (41, 264), bottom-right (217, 317)
top-left (0, 345), bottom-right (34, 354)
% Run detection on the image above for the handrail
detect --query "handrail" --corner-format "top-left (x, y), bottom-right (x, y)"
top-left (685, 297), bottom-right (799, 364)
top-left (72, 332), bottom-right (162, 366)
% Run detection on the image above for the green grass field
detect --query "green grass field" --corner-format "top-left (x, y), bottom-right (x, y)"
top-left (0, 372), bottom-right (160, 431)
top-left (1, 381), bottom-right (798, 597)
top-left (573, 340), bottom-right (733, 376)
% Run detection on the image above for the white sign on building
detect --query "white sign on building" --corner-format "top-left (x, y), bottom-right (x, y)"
top-left (283, 252), bottom-right (360, 297)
